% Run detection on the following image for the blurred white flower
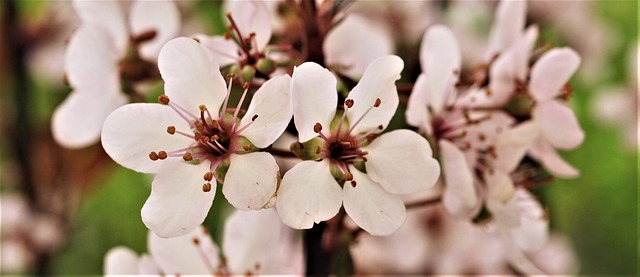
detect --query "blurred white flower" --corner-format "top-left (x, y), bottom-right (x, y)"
top-left (101, 38), bottom-right (292, 238)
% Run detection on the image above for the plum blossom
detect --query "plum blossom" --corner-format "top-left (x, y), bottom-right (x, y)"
top-left (101, 37), bottom-right (292, 237)
top-left (276, 55), bottom-right (440, 236)
top-left (52, 0), bottom-right (180, 148)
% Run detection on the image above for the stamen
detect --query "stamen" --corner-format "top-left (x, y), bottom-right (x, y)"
top-left (350, 180), bottom-right (357, 187)
top-left (192, 235), bottom-right (216, 274)
top-left (231, 82), bottom-right (251, 131)
top-left (336, 99), bottom-right (352, 141)
top-left (225, 13), bottom-right (252, 57)
top-left (183, 152), bottom-right (193, 161)
top-left (167, 126), bottom-right (176, 135)
top-left (149, 151), bottom-right (159, 161)
top-left (221, 75), bottom-right (235, 119)
top-left (348, 98), bottom-right (382, 134)
top-left (158, 151), bottom-right (168, 160)
top-left (314, 123), bottom-right (329, 142)
top-left (202, 183), bottom-right (212, 192)
top-left (158, 95), bottom-right (170, 105)
top-left (343, 172), bottom-right (353, 181)
top-left (204, 172), bottom-right (213, 182)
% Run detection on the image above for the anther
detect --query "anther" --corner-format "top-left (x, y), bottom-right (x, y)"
top-left (211, 135), bottom-right (219, 141)
top-left (343, 172), bottom-right (353, 181)
top-left (202, 183), bottom-right (212, 192)
top-left (201, 136), bottom-right (210, 143)
top-left (227, 73), bottom-right (236, 79)
top-left (374, 98), bottom-right (382, 107)
top-left (345, 99), bottom-right (354, 108)
top-left (183, 152), bottom-right (193, 161)
top-left (251, 115), bottom-right (258, 121)
top-left (243, 145), bottom-right (252, 151)
top-left (158, 151), bottom-right (168, 160)
top-left (194, 133), bottom-right (202, 141)
top-left (193, 238), bottom-right (200, 245)
top-left (350, 180), bottom-right (357, 187)
top-left (243, 82), bottom-right (250, 90)
top-left (314, 123), bottom-right (323, 133)
top-left (211, 120), bottom-right (220, 130)
top-left (158, 95), bottom-right (170, 105)
top-left (167, 126), bottom-right (176, 135)
top-left (149, 151), bottom-right (159, 161)
top-left (199, 105), bottom-right (207, 112)
top-left (204, 172), bottom-right (213, 182)
top-left (195, 122), bottom-right (205, 131)
top-left (377, 125), bottom-right (383, 130)
top-left (192, 37), bottom-right (201, 43)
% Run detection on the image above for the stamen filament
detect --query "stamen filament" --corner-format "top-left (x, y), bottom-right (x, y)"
top-left (231, 82), bottom-right (250, 131)
top-left (221, 75), bottom-right (235, 119)
top-left (348, 98), bottom-right (381, 134)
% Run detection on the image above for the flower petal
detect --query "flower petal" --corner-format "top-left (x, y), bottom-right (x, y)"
top-left (492, 121), bottom-right (539, 173)
top-left (405, 73), bottom-right (432, 134)
top-left (158, 37), bottom-right (227, 113)
top-left (101, 103), bottom-right (193, 174)
top-left (343, 168), bottom-right (406, 236)
top-left (364, 130), bottom-right (440, 195)
top-left (533, 100), bottom-right (584, 149)
top-left (485, 0), bottom-right (527, 59)
top-left (129, 0), bottom-right (181, 61)
top-left (52, 87), bottom-right (127, 149)
top-left (225, 0), bottom-right (272, 51)
top-left (104, 247), bottom-right (139, 275)
top-left (148, 226), bottom-right (220, 275)
top-left (346, 55), bottom-right (403, 135)
top-left (73, 0), bottom-right (128, 54)
top-left (276, 160), bottom-right (342, 229)
top-left (530, 48), bottom-right (581, 101)
top-left (440, 140), bottom-right (478, 219)
top-left (138, 255), bottom-right (160, 275)
top-left (223, 152), bottom-right (278, 210)
top-left (323, 15), bottom-right (394, 80)
top-left (291, 62), bottom-right (337, 142)
top-left (239, 74), bottom-right (292, 148)
top-left (420, 25), bottom-right (461, 114)
top-left (194, 34), bottom-right (242, 67)
top-left (141, 160), bottom-right (216, 238)
top-left (64, 26), bottom-right (119, 91)
top-left (511, 189), bottom-right (549, 252)
top-left (528, 137), bottom-right (579, 178)
top-left (484, 170), bottom-right (520, 228)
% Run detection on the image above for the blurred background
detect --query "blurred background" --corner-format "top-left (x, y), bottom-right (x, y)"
top-left (0, 0), bottom-right (637, 275)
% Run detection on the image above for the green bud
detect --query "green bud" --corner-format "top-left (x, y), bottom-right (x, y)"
top-left (240, 65), bottom-right (256, 83)
top-left (256, 58), bottom-right (276, 75)
top-left (505, 94), bottom-right (533, 117)
top-left (228, 64), bottom-right (241, 76)
top-left (290, 137), bottom-right (325, 161)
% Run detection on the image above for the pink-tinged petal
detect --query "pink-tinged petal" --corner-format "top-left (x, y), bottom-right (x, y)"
top-left (225, 0), bottom-right (272, 51)
top-left (291, 62), bottom-right (337, 142)
top-left (484, 170), bottom-right (520, 228)
top-left (405, 73), bottom-right (432, 134)
top-left (53, 87), bottom-right (127, 149)
top-left (101, 103), bottom-right (193, 174)
top-left (104, 247), bottom-right (139, 275)
top-left (533, 100), bottom-right (584, 149)
top-left (240, 74), bottom-right (292, 148)
top-left (346, 55), bottom-right (403, 135)
top-left (488, 49), bottom-right (517, 106)
top-left (512, 26), bottom-right (539, 80)
top-left (492, 121), bottom-right (539, 173)
top-left (463, 111), bottom-right (515, 151)
top-left (73, 0), bottom-right (128, 54)
top-left (343, 168), bottom-right (406, 236)
top-left (440, 140), bottom-right (478, 219)
top-left (223, 152), bottom-right (278, 210)
top-left (138, 255), bottom-right (160, 275)
top-left (528, 137), bottom-right (580, 178)
top-left (324, 15), bottom-right (394, 80)
top-left (148, 226), bottom-right (220, 275)
top-left (158, 37), bottom-right (227, 113)
top-left (511, 189), bottom-right (549, 252)
top-left (194, 34), bottom-right (242, 67)
top-left (141, 160), bottom-right (215, 238)
top-left (364, 130), bottom-right (440, 195)
top-left (485, 0), bottom-right (526, 59)
top-left (530, 48), bottom-right (581, 101)
top-left (65, 26), bottom-right (119, 91)
top-left (129, 0), bottom-right (181, 61)
top-left (276, 160), bottom-right (342, 229)
top-left (419, 25), bottom-right (461, 113)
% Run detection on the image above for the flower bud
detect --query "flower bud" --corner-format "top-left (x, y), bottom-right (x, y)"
top-left (240, 65), bottom-right (256, 83)
top-left (256, 58), bottom-right (276, 75)
top-left (506, 94), bottom-right (533, 117)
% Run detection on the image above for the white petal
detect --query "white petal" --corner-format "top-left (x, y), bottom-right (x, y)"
top-left (364, 130), bottom-right (440, 195)
top-left (276, 160), bottom-right (342, 229)
top-left (463, 111), bottom-right (515, 151)
top-left (440, 140), bottom-right (478, 219)
top-left (485, 0), bottom-right (527, 59)
top-left (511, 189), bottom-right (549, 252)
top-left (225, 0), bottom-right (272, 51)
top-left (346, 55), bottom-right (403, 135)
top-left (148, 226), bottom-right (220, 275)
top-left (512, 26), bottom-right (539, 80)
top-left (194, 34), bottom-right (242, 67)
top-left (323, 15), bottom-right (394, 80)
top-left (487, 50), bottom-right (517, 106)
top-left (104, 247), bottom-right (139, 275)
top-left (73, 0), bottom-right (128, 54)
top-left (138, 254), bottom-right (161, 275)
top-left (484, 170), bottom-right (520, 228)
top-left (530, 48), bottom-right (581, 101)
top-left (141, 160), bottom-right (216, 238)
top-left (65, 26), bottom-right (119, 91)
top-left (419, 25), bottom-right (461, 113)
top-left (101, 103), bottom-right (193, 174)
top-left (528, 137), bottom-right (580, 178)
top-left (291, 62), bottom-right (337, 142)
top-left (492, 121), bottom-right (540, 173)
top-left (405, 73), bottom-right (432, 134)
top-left (343, 168), bottom-right (406, 236)
top-left (240, 74), bottom-right (292, 148)
top-left (223, 152), bottom-right (278, 210)
top-left (533, 100), bottom-right (584, 149)
top-left (159, 37), bottom-right (227, 113)
top-left (52, 87), bottom-right (127, 149)
top-left (129, 0), bottom-right (181, 61)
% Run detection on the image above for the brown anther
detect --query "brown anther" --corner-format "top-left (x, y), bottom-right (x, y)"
top-left (224, 32), bottom-right (232, 40)
top-left (202, 182), bottom-right (212, 192)
top-left (158, 151), bottom-right (168, 160)
top-left (227, 73), bottom-right (236, 79)
top-left (202, 136), bottom-right (210, 143)
top-left (243, 145), bottom-right (252, 151)
top-left (149, 151), bottom-right (159, 161)
top-left (377, 124), bottom-right (383, 130)
top-left (316, 146), bottom-right (322, 154)
top-left (167, 126), bottom-right (176, 135)
top-left (243, 82), bottom-right (250, 90)
top-left (374, 98), bottom-right (382, 107)
top-left (343, 172), bottom-right (353, 181)
top-left (192, 37), bottom-right (201, 43)
top-left (366, 134), bottom-right (376, 142)
top-left (249, 32), bottom-right (256, 38)
top-left (211, 135), bottom-right (219, 141)
top-left (344, 99), bottom-right (354, 108)
top-left (350, 180), bottom-right (357, 187)
top-left (199, 105), bottom-right (207, 112)
top-left (195, 122), bottom-right (205, 131)
top-left (211, 120), bottom-right (220, 129)
top-left (158, 95), bottom-right (170, 105)
top-left (251, 114), bottom-right (258, 121)
top-left (183, 152), bottom-right (193, 161)
top-left (313, 123), bottom-right (322, 133)
top-left (193, 238), bottom-right (200, 245)
top-left (194, 133), bottom-right (202, 141)
top-left (204, 172), bottom-right (213, 182)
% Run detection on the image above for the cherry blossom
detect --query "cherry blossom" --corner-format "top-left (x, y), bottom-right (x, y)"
top-left (101, 37), bottom-right (292, 237)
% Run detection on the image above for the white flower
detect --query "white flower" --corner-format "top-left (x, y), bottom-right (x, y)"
top-left (52, 0), bottom-right (180, 148)
top-left (276, 55), bottom-right (440, 236)
top-left (101, 37), bottom-right (292, 237)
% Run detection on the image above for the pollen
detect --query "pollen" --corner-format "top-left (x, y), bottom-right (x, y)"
top-left (158, 95), bottom-right (170, 105)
